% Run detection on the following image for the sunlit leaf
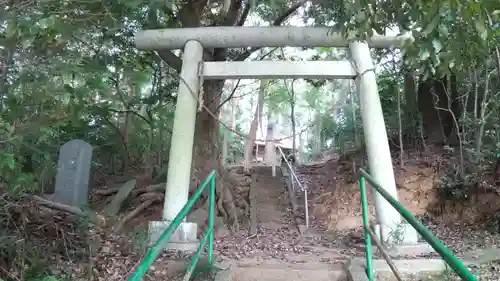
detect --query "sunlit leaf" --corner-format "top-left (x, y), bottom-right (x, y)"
top-left (422, 13), bottom-right (440, 37)
top-left (474, 18), bottom-right (488, 40)
top-left (0, 152), bottom-right (16, 170)
top-left (38, 15), bottom-right (56, 29)
top-left (418, 47), bottom-right (431, 61)
top-left (6, 20), bottom-right (17, 38)
top-left (431, 39), bottom-right (443, 53)
top-left (21, 37), bottom-right (35, 49)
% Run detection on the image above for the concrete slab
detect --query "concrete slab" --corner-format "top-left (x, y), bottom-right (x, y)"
top-left (215, 258), bottom-right (347, 281)
top-left (350, 257), bottom-right (448, 273)
top-left (380, 243), bottom-right (437, 258)
top-left (357, 241), bottom-right (437, 258)
top-left (347, 248), bottom-right (500, 281)
top-left (374, 223), bottom-right (419, 245)
top-left (347, 258), bottom-right (448, 281)
top-left (230, 267), bottom-right (346, 281)
top-left (149, 221), bottom-right (199, 252)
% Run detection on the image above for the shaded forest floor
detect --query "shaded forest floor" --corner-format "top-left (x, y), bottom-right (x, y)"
top-left (3, 145), bottom-right (500, 281)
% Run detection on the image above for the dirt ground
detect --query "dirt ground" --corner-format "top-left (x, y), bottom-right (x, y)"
top-left (300, 155), bottom-right (500, 233)
top-left (9, 147), bottom-right (500, 281)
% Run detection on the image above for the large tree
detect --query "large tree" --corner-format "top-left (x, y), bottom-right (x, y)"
top-left (2, 0), bottom-right (497, 226)
top-left (150, 0), bottom-right (309, 226)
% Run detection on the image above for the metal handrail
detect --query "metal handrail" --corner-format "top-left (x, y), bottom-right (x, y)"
top-left (359, 168), bottom-right (477, 281)
top-left (127, 170), bottom-right (216, 281)
top-left (277, 146), bottom-right (309, 228)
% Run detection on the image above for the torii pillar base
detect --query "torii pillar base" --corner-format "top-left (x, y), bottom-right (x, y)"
top-left (148, 221), bottom-right (199, 252)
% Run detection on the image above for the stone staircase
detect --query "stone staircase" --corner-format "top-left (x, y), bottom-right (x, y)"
top-left (222, 165), bottom-right (349, 281)
top-left (249, 165), bottom-right (289, 232)
top-left (218, 166), bottom-right (452, 281)
top-left (228, 259), bottom-right (347, 281)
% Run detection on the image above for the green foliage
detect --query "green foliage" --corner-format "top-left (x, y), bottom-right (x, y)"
top-left (306, 0), bottom-right (498, 81)
top-left (1, 2), bottom-right (183, 278)
top-left (436, 168), bottom-right (479, 201)
top-left (0, 0), bottom-right (499, 278)
top-left (220, 124), bottom-right (244, 164)
top-left (1, 1), bottom-right (180, 194)
top-left (266, 81), bottom-right (292, 114)
top-left (485, 212), bottom-right (500, 234)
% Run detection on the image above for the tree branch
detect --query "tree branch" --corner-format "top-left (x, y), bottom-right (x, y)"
top-left (233, 0), bottom-right (307, 61)
top-left (156, 0), bottom-right (304, 70)
top-left (237, 0), bottom-right (251, 26)
top-left (157, 50), bottom-right (182, 72)
top-left (213, 48), bottom-right (278, 109)
top-left (212, 0), bottom-right (245, 61)
top-left (217, 79), bottom-right (241, 110)
top-left (108, 109), bottom-right (152, 126)
top-left (223, 0), bottom-right (243, 26)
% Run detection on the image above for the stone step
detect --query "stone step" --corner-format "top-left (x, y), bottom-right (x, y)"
top-left (346, 258), bottom-right (448, 281)
top-left (216, 261), bottom-right (347, 281)
top-left (230, 267), bottom-right (347, 281)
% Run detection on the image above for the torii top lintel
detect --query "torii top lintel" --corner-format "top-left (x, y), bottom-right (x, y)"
top-left (135, 26), bottom-right (413, 50)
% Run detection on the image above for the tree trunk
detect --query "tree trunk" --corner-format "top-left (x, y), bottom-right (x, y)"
top-left (220, 85), bottom-right (229, 166)
top-left (298, 131), bottom-right (304, 164)
top-left (396, 84), bottom-right (404, 168)
top-left (495, 46), bottom-right (500, 81)
top-left (290, 81), bottom-right (296, 156)
top-left (403, 71), bottom-right (417, 147)
top-left (192, 80), bottom-right (239, 228)
top-left (350, 88), bottom-right (359, 148)
top-left (221, 129), bottom-right (228, 166)
top-left (155, 0), bottom-right (306, 229)
top-left (0, 37), bottom-right (15, 109)
top-left (122, 111), bottom-right (130, 173)
top-left (231, 90), bottom-right (237, 130)
top-left (243, 79), bottom-right (267, 172)
top-left (313, 117), bottom-right (322, 160)
top-left (349, 84), bottom-right (358, 172)
top-left (264, 121), bottom-right (277, 177)
top-left (417, 75), bottom-right (461, 145)
top-left (475, 67), bottom-right (497, 159)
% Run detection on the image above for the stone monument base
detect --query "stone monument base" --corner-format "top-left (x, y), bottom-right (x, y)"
top-left (374, 223), bottom-right (436, 257)
top-left (149, 221), bottom-right (199, 252)
top-left (374, 223), bottom-right (419, 245)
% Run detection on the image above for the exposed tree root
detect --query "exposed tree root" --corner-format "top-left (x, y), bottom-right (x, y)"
top-left (92, 165), bottom-right (254, 231)
top-left (218, 167), bottom-right (240, 229)
top-left (30, 195), bottom-right (106, 226)
top-left (113, 199), bottom-right (158, 233)
top-left (94, 183), bottom-right (164, 197)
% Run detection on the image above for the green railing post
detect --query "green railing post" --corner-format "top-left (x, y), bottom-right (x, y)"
top-left (184, 230), bottom-right (211, 281)
top-left (359, 169), bottom-right (478, 281)
top-left (127, 170), bottom-right (217, 281)
top-left (207, 175), bottom-right (215, 264)
top-left (359, 176), bottom-right (374, 281)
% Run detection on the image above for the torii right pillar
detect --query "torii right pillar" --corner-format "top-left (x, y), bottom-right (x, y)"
top-left (349, 41), bottom-right (419, 247)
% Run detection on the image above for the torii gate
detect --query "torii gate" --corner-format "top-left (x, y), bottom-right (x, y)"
top-left (134, 26), bottom-right (418, 250)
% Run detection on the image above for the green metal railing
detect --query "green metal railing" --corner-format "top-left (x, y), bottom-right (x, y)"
top-left (359, 168), bottom-right (477, 281)
top-left (127, 170), bottom-right (217, 281)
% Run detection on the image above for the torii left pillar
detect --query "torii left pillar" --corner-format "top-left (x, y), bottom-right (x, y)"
top-left (149, 40), bottom-right (203, 251)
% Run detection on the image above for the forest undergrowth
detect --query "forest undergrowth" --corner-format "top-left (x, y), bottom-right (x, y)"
top-left (2, 145), bottom-right (500, 281)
